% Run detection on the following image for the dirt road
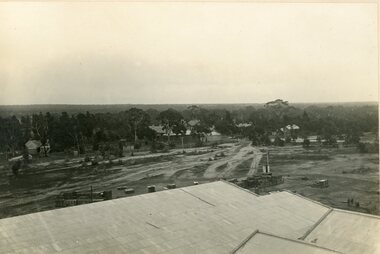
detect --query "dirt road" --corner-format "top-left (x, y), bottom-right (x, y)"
top-left (0, 141), bottom-right (259, 218)
top-left (203, 143), bottom-right (262, 179)
top-left (247, 149), bottom-right (263, 176)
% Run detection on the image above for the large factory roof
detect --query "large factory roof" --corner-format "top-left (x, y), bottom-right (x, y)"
top-left (304, 209), bottom-right (380, 254)
top-left (234, 231), bottom-right (341, 254)
top-left (0, 181), bottom-right (378, 254)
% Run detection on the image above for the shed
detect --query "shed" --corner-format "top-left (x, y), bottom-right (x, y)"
top-left (314, 179), bottom-right (329, 188)
top-left (25, 140), bottom-right (42, 155)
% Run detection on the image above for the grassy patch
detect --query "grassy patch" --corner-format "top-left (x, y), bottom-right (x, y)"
top-left (215, 163), bottom-right (228, 172)
top-left (190, 164), bottom-right (209, 177)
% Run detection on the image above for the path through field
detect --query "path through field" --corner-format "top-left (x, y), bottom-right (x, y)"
top-left (203, 143), bottom-right (262, 179)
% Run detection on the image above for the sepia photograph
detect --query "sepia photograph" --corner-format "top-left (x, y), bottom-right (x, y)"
top-left (0, 1), bottom-right (379, 253)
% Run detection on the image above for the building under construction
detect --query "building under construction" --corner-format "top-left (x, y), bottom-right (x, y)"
top-left (55, 189), bottom-right (113, 207)
top-left (235, 150), bottom-right (284, 190)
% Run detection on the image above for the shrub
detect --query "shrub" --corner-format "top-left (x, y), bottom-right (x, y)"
top-left (357, 142), bottom-right (378, 153)
top-left (156, 142), bottom-right (165, 150)
top-left (134, 142), bottom-right (142, 150)
top-left (12, 161), bottom-right (21, 176)
top-left (274, 137), bottom-right (285, 146)
top-left (302, 138), bottom-right (310, 148)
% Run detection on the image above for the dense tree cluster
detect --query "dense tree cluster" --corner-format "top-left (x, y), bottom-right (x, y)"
top-left (0, 100), bottom-right (377, 157)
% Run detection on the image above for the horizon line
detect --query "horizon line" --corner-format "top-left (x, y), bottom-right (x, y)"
top-left (0, 101), bottom-right (378, 107)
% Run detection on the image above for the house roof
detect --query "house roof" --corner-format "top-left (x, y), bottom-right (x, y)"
top-left (286, 124), bottom-right (300, 130)
top-left (188, 119), bottom-right (200, 127)
top-left (25, 140), bottom-right (42, 149)
top-left (236, 123), bottom-right (252, 128)
top-left (0, 181), bottom-right (378, 254)
top-left (148, 125), bottom-right (166, 134)
top-left (210, 130), bottom-right (221, 136)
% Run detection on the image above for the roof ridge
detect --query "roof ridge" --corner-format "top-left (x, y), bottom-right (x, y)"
top-left (220, 180), bottom-right (259, 196)
top-left (257, 231), bottom-right (343, 253)
top-left (332, 208), bottom-right (380, 219)
top-left (282, 189), bottom-right (331, 209)
top-left (299, 208), bottom-right (333, 240)
top-left (230, 229), bottom-right (259, 254)
top-left (179, 189), bottom-right (216, 207)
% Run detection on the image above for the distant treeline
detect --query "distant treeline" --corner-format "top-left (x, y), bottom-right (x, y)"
top-left (0, 101), bottom-right (377, 117)
top-left (0, 100), bottom-right (378, 156)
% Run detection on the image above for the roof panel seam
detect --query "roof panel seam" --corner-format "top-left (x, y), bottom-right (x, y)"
top-left (179, 189), bottom-right (216, 207)
top-left (299, 208), bottom-right (333, 240)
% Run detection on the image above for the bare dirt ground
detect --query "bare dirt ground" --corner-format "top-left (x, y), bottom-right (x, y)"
top-left (0, 141), bottom-right (254, 218)
top-left (261, 146), bottom-right (380, 215)
top-left (0, 142), bottom-right (378, 218)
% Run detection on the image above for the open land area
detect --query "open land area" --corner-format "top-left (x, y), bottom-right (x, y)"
top-left (261, 146), bottom-right (379, 215)
top-left (0, 140), bottom-right (378, 218)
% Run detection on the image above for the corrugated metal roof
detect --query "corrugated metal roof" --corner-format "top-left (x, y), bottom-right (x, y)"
top-left (234, 231), bottom-right (341, 254)
top-left (304, 209), bottom-right (380, 254)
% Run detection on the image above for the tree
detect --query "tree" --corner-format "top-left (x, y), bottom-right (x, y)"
top-left (31, 112), bottom-right (50, 156)
top-left (172, 119), bottom-right (187, 151)
top-left (214, 110), bottom-right (236, 135)
top-left (274, 136), bottom-right (285, 146)
top-left (303, 138), bottom-right (311, 148)
top-left (53, 112), bottom-right (78, 151)
top-left (158, 109), bottom-right (183, 143)
top-left (20, 115), bottom-right (32, 143)
top-left (191, 122), bottom-right (211, 144)
top-left (126, 108), bottom-right (150, 155)
top-left (1, 116), bottom-right (22, 158)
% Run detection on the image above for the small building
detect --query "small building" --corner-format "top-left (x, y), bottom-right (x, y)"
top-left (25, 140), bottom-right (42, 155)
top-left (337, 140), bottom-right (344, 148)
top-left (280, 124), bottom-right (300, 140)
top-left (313, 179), bottom-right (329, 188)
top-left (149, 125), bottom-right (176, 137)
top-left (236, 122), bottom-right (253, 128)
top-left (187, 119), bottom-right (200, 127)
top-left (294, 137), bottom-right (304, 144)
top-left (25, 139), bottom-right (50, 156)
top-left (308, 135), bottom-right (318, 143)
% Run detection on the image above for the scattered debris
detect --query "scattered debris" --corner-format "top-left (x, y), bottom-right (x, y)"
top-left (147, 185), bottom-right (156, 193)
top-left (166, 183), bottom-right (176, 189)
top-left (124, 188), bottom-right (135, 194)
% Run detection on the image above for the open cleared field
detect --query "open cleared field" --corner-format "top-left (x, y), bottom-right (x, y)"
top-left (0, 141), bottom-right (256, 218)
top-left (0, 141), bottom-right (378, 218)
top-left (261, 146), bottom-right (379, 215)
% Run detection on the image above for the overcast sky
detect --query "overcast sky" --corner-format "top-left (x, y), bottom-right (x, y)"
top-left (0, 2), bottom-right (378, 105)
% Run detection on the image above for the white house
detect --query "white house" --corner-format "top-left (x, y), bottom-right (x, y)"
top-left (25, 140), bottom-right (50, 155)
top-left (25, 140), bottom-right (42, 155)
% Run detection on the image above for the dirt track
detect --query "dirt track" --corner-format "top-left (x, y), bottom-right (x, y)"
top-left (0, 141), bottom-right (262, 218)
top-left (203, 143), bottom-right (262, 179)
top-left (1, 143), bottom-right (377, 218)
